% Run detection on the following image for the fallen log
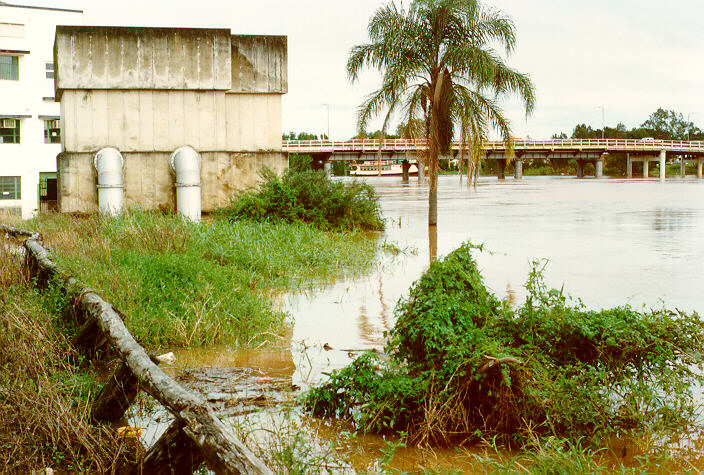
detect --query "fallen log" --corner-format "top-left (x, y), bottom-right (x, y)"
top-left (135, 420), bottom-right (205, 475)
top-left (21, 232), bottom-right (271, 474)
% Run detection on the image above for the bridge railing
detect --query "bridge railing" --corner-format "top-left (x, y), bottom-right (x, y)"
top-left (282, 138), bottom-right (704, 153)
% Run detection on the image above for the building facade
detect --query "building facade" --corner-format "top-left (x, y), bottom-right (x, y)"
top-left (54, 26), bottom-right (288, 215)
top-left (0, 2), bottom-right (83, 218)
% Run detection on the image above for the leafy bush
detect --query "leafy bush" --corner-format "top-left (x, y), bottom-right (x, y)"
top-left (304, 243), bottom-right (704, 448)
top-left (220, 168), bottom-right (384, 231)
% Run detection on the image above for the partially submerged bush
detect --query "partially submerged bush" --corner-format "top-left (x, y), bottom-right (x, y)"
top-left (219, 168), bottom-right (384, 231)
top-left (304, 243), bottom-right (704, 447)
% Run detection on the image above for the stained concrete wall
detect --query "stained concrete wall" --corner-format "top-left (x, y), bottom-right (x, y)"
top-left (54, 26), bottom-right (287, 214)
top-left (58, 151), bottom-right (286, 213)
top-left (60, 90), bottom-right (281, 152)
top-left (54, 26), bottom-right (233, 98)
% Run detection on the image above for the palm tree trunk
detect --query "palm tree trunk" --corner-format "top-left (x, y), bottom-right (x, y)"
top-left (377, 107), bottom-right (393, 176)
top-left (428, 71), bottom-right (445, 226)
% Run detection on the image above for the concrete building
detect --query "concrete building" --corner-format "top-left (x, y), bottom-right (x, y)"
top-left (54, 26), bottom-right (288, 215)
top-left (0, 2), bottom-right (83, 218)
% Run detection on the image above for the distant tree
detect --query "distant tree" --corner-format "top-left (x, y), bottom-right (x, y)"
top-left (639, 108), bottom-right (699, 140)
top-left (352, 129), bottom-right (400, 140)
top-left (551, 132), bottom-right (568, 139)
top-left (571, 124), bottom-right (600, 139)
top-left (282, 132), bottom-right (327, 140)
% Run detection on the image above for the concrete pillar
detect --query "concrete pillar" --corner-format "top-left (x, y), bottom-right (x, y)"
top-left (680, 157), bottom-right (686, 177)
top-left (514, 159), bottom-right (523, 180)
top-left (496, 159), bottom-right (506, 180)
top-left (626, 153), bottom-right (632, 178)
top-left (643, 159), bottom-right (649, 178)
top-left (323, 161), bottom-right (332, 177)
top-left (659, 150), bottom-right (666, 181)
top-left (595, 159), bottom-right (603, 178)
top-left (698, 158), bottom-right (703, 178)
top-left (576, 159), bottom-right (585, 178)
top-left (401, 159), bottom-right (410, 182)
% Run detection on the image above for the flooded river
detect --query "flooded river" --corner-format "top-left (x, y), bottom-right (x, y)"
top-left (290, 174), bottom-right (704, 387)
top-left (143, 175), bottom-right (704, 470)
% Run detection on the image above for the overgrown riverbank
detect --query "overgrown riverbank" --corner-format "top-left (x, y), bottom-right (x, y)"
top-left (21, 209), bottom-right (381, 349)
top-left (0, 239), bottom-right (130, 471)
top-left (304, 243), bottom-right (704, 470)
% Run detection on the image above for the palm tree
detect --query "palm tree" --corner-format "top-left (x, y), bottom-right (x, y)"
top-left (347, 0), bottom-right (535, 225)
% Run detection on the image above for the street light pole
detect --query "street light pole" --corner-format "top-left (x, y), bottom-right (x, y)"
top-left (597, 105), bottom-right (604, 139)
top-left (321, 103), bottom-right (330, 140)
top-left (687, 112), bottom-right (695, 141)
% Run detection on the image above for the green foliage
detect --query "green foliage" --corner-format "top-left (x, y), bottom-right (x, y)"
top-left (28, 210), bottom-right (379, 348)
top-left (304, 244), bottom-right (704, 448)
top-left (288, 153), bottom-right (313, 172)
top-left (220, 168), bottom-right (385, 231)
top-left (283, 131), bottom-right (327, 140)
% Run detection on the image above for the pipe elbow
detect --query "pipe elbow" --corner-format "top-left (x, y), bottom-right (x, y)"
top-left (94, 147), bottom-right (125, 187)
top-left (169, 146), bottom-right (201, 186)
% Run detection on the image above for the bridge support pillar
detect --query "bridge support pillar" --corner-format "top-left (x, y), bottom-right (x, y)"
top-left (680, 156), bottom-right (686, 177)
top-left (324, 161), bottom-right (332, 177)
top-left (576, 159), bottom-right (585, 178)
top-left (496, 158), bottom-right (506, 180)
top-left (595, 159), bottom-right (603, 178)
top-left (643, 159), bottom-right (649, 178)
top-left (659, 150), bottom-right (666, 181)
top-left (402, 159), bottom-right (410, 182)
top-left (627, 154), bottom-right (632, 178)
top-left (514, 160), bottom-right (523, 180)
top-left (698, 159), bottom-right (703, 178)
top-left (497, 159), bottom-right (506, 180)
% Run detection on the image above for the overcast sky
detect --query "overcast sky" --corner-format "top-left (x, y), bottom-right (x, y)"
top-left (33, 0), bottom-right (704, 139)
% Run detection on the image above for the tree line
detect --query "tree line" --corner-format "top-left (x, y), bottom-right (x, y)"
top-left (554, 108), bottom-right (703, 141)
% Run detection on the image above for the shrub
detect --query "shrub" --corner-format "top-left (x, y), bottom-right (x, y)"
top-left (304, 243), bottom-right (704, 448)
top-left (220, 168), bottom-right (384, 231)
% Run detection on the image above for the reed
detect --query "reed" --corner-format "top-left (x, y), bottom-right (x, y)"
top-left (23, 210), bottom-right (380, 348)
top-left (0, 244), bottom-right (128, 472)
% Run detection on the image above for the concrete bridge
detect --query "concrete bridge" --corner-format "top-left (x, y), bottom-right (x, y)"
top-left (282, 138), bottom-right (704, 179)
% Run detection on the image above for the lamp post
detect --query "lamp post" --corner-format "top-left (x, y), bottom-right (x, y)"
top-left (687, 112), bottom-right (695, 141)
top-left (597, 105), bottom-right (604, 139)
top-left (321, 103), bottom-right (330, 140)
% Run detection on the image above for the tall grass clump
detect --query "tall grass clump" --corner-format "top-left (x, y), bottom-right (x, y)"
top-left (219, 168), bottom-right (385, 231)
top-left (0, 241), bottom-right (127, 472)
top-left (25, 210), bottom-right (379, 348)
top-left (304, 243), bottom-right (704, 456)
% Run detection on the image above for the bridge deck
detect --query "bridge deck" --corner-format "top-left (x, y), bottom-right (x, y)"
top-left (283, 138), bottom-right (704, 156)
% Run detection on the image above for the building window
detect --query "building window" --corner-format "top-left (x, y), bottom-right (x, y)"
top-left (0, 56), bottom-right (19, 80)
top-left (44, 119), bottom-right (60, 143)
top-left (0, 119), bottom-right (20, 143)
top-left (45, 62), bottom-right (54, 79)
top-left (0, 176), bottom-right (21, 200)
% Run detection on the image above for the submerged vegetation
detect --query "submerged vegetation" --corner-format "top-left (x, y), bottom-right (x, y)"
top-left (220, 168), bottom-right (385, 231)
top-left (24, 208), bottom-right (380, 348)
top-left (304, 243), bottom-right (704, 454)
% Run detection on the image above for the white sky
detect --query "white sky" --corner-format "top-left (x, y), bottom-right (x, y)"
top-left (22, 0), bottom-right (704, 139)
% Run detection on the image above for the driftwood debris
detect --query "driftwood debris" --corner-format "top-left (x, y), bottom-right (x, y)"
top-left (3, 225), bottom-right (271, 474)
top-left (135, 420), bottom-right (206, 475)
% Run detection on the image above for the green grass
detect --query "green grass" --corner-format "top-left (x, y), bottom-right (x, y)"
top-left (24, 210), bottom-right (381, 349)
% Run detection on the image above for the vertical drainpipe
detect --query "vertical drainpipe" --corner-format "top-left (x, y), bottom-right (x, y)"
top-left (169, 146), bottom-right (201, 222)
top-left (94, 147), bottom-right (125, 216)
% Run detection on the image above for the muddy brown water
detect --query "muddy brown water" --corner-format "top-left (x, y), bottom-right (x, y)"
top-left (134, 175), bottom-right (704, 471)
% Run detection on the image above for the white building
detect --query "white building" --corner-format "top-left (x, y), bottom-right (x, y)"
top-left (0, 2), bottom-right (82, 218)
